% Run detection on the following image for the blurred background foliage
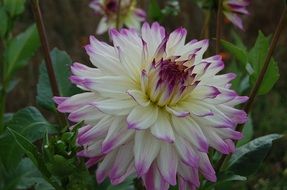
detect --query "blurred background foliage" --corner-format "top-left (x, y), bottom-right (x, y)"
top-left (0, 0), bottom-right (287, 189)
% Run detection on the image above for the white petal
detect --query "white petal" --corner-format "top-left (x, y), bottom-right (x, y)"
top-left (71, 62), bottom-right (103, 78)
top-left (198, 153), bottom-right (216, 182)
top-left (57, 92), bottom-right (97, 113)
top-left (109, 142), bottom-right (134, 182)
top-left (77, 116), bottom-right (112, 145)
top-left (96, 17), bottom-right (109, 35)
top-left (102, 117), bottom-right (134, 153)
top-left (157, 143), bottom-right (178, 185)
top-left (178, 161), bottom-right (200, 187)
top-left (85, 75), bottom-right (136, 97)
top-left (134, 131), bottom-right (160, 176)
top-left (127, 104), bottom-right (158, 130)
top-left (172, 116), bottom-right (209, 152)
top-left (77, 139), bottom-right (102, 157)
top-left (68, 105), bottom-right (106, 123)
top-left (96, 150), bottom-right (117, 183)
top-left (110, 29), bottom-right (143, 80)
top-left (169, 99), bottom-right (213, 117)
top-left (86, 36), bottom-right (122, 74)
top-left (166, 27), bottom-right (187, 57)
top-left (127, 89), bottom-right (150, 107)
top-left (93, 98), bottom-right (136, 115)
top-left (141, 22), bottom-right (166, 63)
top-left (189, 85), bottom-right (220, 100)
top-left (174, 136), bottom-right (200, 167)
top-left (165, 105), bottom-right (190, 117)
top-left (176, 39), bottom-right (208, 65)
top-left (151, 109), bottom-right (175, 143)
top-left (200, 126), bottom-right (233, 154)
top-left (143, 163), bottom-right (170, 190)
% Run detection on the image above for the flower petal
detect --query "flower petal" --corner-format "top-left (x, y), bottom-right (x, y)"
top-left (127, 104), bottom-right (158, 130)
top-left (141, 22), bottom-right (166, 63)
top-left (109, 142), bottom-right (134, 182)
top-left (174, 136), bottom-right (200, 168)
top-left (127, 89), bottom-right (150, 107)
top-left (93, 98), bottom-right (136, 115)
top-left (151, 109), bottom-right (175, 143)
top-left (86, 36), bottom-right (122, 74)
top-left (157, 143), bottom-right (178, 185)
top-left (143, 163), bottom-right (170, 190)
top-left (96, 150), bottom-right (117, 183)
top-left (134, 131), bottom-right (160, 176)
top-left (68, 105), bottom-right (106, 123)
top-left (102, 117), bottom-right (134, 153)
top-left (166, 27), bottom-right (187, 57)
top-left (178, 161), bottom-right (200, 187)
top-left (56, 92), bottom-right (97, 113)
top-left (172, 116), bottom-right (209, 152)
top-left (198, 153), bottom-right (216, 182)
top-left (110, 28), bottom-right (143, 80)
top-left (77, 116), bottom-right (112, 145)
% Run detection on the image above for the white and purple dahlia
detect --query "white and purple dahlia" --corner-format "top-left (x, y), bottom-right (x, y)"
top-left (223, 0), bottom-right (251, 30)
top-left (54, 22), bottom-right (248, 190)
top-left (89, 0), bottom-right (146, 34)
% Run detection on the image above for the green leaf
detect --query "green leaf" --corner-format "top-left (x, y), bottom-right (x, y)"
top-left (230, 30), bottom-right (247, 50)
top-left (107, 177), bottom-right (134, 190)
top-left (47, 155), bottom-right (76, 178)
top-left (200, 170), bottom-right (246, 190)
top-left (0, 7), bottom-right (8, 38)
top-left (4, 24), bottom-right (40, 80)
top-left (7, 128), bottom-right (62, 190)
top-left (15, 158), bottom-right (54, 190)
top-left (0, 107), bottom-right (57, 170)
top-left (36, 48), bottom-right (81, 112)
top-left (237, 116), bottom-right (253, 146)
top-left (221, 40), bottom-right (248, 67)
top-left (3, 0), bottom-right (26, 17)
top-left (248, 31), bottom-right (280, 95)
top-left (148, 0), bottom-right (163, 21)
top-left (228, 134), bottom-right (283, 176)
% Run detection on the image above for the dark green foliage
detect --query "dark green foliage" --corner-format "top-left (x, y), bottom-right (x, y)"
top-left (37, 48), bottom-right (81, 112)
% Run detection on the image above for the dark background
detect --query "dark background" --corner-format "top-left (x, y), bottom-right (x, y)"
top-left (5, 0), bottom-right (287, 189)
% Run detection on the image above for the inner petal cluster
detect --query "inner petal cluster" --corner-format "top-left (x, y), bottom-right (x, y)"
top-left (146, 58), bottom-right (197, 107)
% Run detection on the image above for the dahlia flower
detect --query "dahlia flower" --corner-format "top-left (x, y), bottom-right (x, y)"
top-left (54, 22), bottom-right (248, 189)
top-left (89, 0), bottom-right (146, 34)
top-left (223, 0), bottom-right (251, 30)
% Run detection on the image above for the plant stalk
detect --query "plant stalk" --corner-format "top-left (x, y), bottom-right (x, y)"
top-left (0, 42), bottom-right (7, 133)
top-left (216, 0), bottom-right (223, 54)
top-left (201, 10), bottom-right (211, 39)
top-left (31, 0), bottom-right (67, 127)
top-left (0, 86), bottom-right (6, 133)
top-left (215, 6), bottom-right (287, 172)
top-left (116, 0), bottom-right (122, 29)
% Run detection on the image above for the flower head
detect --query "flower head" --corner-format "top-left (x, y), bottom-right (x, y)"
top-left (223, 0), bottom-right (251, 30)
top-left (55, 22), bottom-right (248, 189)
top-left (90, 0), bottom-right (146, 34)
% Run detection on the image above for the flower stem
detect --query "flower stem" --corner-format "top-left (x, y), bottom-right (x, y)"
top-left (201, 10), bottom-right (211, 39)
top-left (215, 5), bottom-right (287, 172)
top-left (216, 0), bottom-right (223, 54)
top-left (0, 41), bottom-right (7, 133)
top-left (31, 0), bottom-right (67, 127)
top-left (116, 0), bottom-right (122, 29)
top-left (0, 84), bottom-right (6, 133)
